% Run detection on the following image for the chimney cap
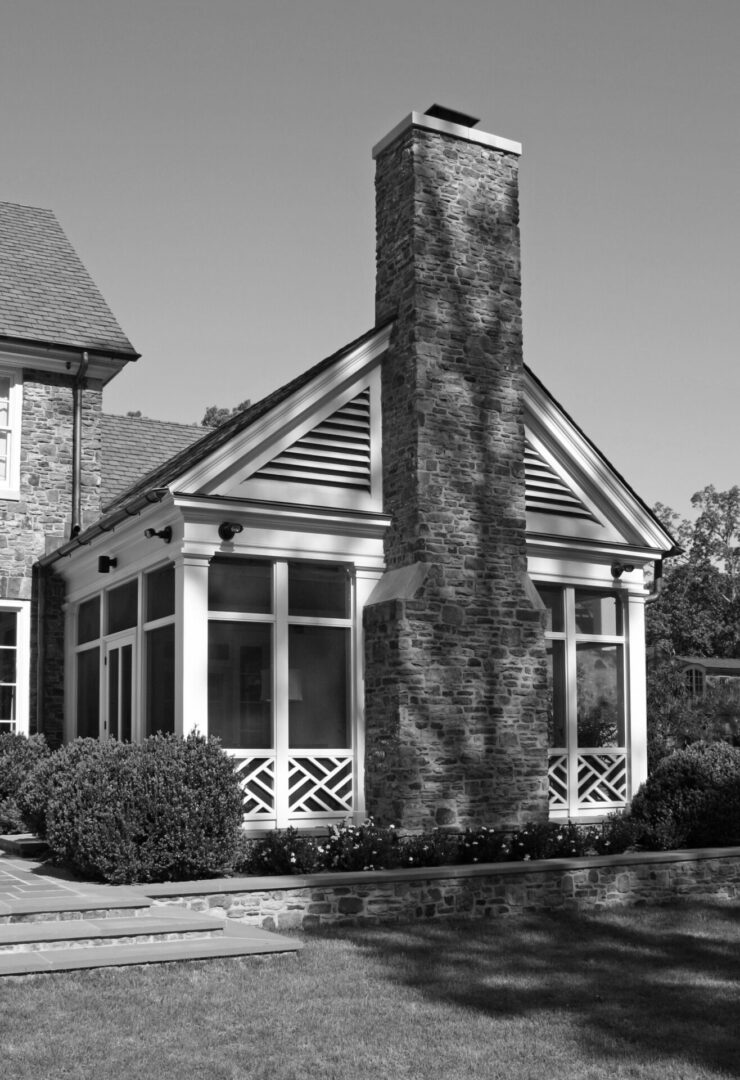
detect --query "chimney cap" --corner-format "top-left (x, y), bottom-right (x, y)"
top-left (425, 104), bottom-right (480, 128)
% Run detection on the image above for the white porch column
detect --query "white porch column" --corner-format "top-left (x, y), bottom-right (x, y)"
top-left (352, 567), bottom-right (385, 823)
top-left (626, 591), bottom-right (648, 797)
top-left (174, 552), bottom-right (211, 737)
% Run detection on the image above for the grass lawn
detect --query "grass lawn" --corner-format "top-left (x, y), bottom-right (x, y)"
top-left (2, 901), bottom-right (740, 1079)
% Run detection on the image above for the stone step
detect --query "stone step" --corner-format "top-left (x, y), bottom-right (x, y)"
top-left (0, 909), bottom-right (225, 951)
top-left (1, 889), bottom-right (153, 923)
top-left (0, 917), bottom-right (300, 975)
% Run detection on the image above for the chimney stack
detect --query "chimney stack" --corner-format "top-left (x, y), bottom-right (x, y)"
top-left (363, 108), bottom-right (549, 831)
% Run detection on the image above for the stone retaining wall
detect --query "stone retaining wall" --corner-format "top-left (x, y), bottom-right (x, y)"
top-left (146, 848), bottom-right (740, 932)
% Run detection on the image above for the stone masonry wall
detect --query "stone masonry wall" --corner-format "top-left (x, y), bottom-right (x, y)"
top-left (149, 849), bottom-right (740, 932)
top-left (364, 122), bottom-right (549, 831)
top-left (3, 371), bottom-right (102, 735)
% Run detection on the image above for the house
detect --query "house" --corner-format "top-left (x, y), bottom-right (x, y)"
top-left (2, 107), bottom-right (675, 833)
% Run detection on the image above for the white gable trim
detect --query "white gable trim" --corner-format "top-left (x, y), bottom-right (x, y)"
top-left (172, 325), bottom-right (392, 499)
top-left (524, 370), bottom-right (674, 556)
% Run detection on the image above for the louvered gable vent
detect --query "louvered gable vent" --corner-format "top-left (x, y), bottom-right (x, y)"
top-left (525, 439), bottom-right (597, 521)
top-left (252, 389), bottom-right (371, 490)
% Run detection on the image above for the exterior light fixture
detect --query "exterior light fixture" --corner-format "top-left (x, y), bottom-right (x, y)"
top-left (218, 522), bottom-right (244, 542)
top-left (98, 555), bottom-right (117, 574)
top-left (144, 526), bottom-right (173, 544)
top-left (611, 561), bottom-right (635, 579)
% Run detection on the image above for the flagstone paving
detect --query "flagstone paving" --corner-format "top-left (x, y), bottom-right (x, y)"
top-left (0, 847), bottom-right (300, 974)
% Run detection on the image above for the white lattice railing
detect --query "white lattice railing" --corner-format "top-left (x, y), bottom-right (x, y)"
top-left (547, 753), bottom-right (568, 810)
top-left (548, 749), bottom-right (628, 812)
top-left (233, 755), bottom-right (276, 818)
top-left (231, 751), bottom-right (354, 823)
top-left (289, 754), bottom-right (353, 816)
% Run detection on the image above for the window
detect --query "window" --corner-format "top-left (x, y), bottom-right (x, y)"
top-left (207, 557), bottom-right (355, 826)
top-left (0, 370), bottom-right (22, 498)
top-left (73, 564), bottom-right (175, 741)
top-left (0, 604), bottom-right (29, 734)
top-left (537, 584), bottom-right (628, 815)
top-left (684, 666), bottom-right (705, 697)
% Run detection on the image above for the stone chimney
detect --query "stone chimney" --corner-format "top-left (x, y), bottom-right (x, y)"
top-left (363, 107), bottom-right (549, 831)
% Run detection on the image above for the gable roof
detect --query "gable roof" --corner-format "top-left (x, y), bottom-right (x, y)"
top-left (101, 322), bottom-right (392, 513)
top-left (0, 201), bottom-right (138, 358)
top-left (101, 414), bottom-right (204, 506)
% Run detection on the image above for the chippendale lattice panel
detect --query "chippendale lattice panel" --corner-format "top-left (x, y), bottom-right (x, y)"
top-left (234, 756), bottom-right (276, 817)
top-left (577, 752), bottom-right (627, 806)
top-left (548, 753), bottom-right (568, 809)
top-left (289, 755), bottom-right (354, 815)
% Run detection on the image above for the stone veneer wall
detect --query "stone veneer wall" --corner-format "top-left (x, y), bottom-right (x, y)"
top-left (148, 849), bottom-right (740, 932)
top-left (363, 120), bottom-right (548, 831)
top-left (4, 371), bottom-right (103, 736)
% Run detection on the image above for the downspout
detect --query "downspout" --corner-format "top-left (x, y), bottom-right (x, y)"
top-left (645, 559), bottom-right (663, 605)
top-left (71, 350), bottom-right (89, 539)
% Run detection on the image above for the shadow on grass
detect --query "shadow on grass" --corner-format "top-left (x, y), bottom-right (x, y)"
top-left (318, 902), bottom-right (740, 1076)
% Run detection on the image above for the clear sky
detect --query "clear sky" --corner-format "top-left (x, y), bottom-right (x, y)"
top-left (2, 0), bottom-right (738, 516)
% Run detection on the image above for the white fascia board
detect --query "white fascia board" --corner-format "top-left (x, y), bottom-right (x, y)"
top-left (372, 113), bottom-right (521, 158)
top-left (0, 342), bottom-right (126, 384)
top-left (172, 493), bottom-right (392, 540)
top-left (524, 371), bottom-right (674, 554)
top-left (172, 324), bottom-right (393, 495)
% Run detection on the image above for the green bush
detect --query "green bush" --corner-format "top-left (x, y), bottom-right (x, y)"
top-left (33, 734), bottom-right (244, 884)
top-left (629, 741), bottom-right (740, 849)
top-left (16, 738), bottom-right (93, 837)
top-left (0, 733), bottom-right (50, 833)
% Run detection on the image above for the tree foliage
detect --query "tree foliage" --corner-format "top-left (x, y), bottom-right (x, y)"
top-left (201, 400), bottom-right (251, 428)
top-left (648, 485), bottom-right (740, 659)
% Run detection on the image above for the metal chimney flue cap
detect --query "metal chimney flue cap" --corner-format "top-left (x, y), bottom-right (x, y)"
top-left (425, 104), bottom-right (480, 128)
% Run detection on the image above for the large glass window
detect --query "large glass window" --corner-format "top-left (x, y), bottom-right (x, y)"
top-left (208, 622), bottom-right (272, 748)
top-left (207, 559), bottom-right (352, 752)
top-left (537, 584), bottom-right (628, 815)
top-left (74, 564), bottom-right (175, 742)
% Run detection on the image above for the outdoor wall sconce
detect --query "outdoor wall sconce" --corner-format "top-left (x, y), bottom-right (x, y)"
top-left (144, 526), bottom-right (173, 544)
top-left (611, 561), bottom-right (635, 579)
top-left (218, 521), bottom-right (244, 542)
top-left (98, 556), bottom-right (117, 574)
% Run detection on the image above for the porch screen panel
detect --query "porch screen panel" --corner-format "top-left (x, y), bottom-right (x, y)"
top-left (575, 643), bottom-right (625, 748)
top-left (288, 626), bottom-right (349, 749)
top-left (208, 622), bottom-right (272, 749)
top-left (77, 648), bottom-right (99, 739)
top-left (145, 624), bottom-right (175, 736)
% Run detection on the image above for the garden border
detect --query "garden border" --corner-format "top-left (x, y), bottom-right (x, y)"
top-left (145, 846), bottom-right (740, 930)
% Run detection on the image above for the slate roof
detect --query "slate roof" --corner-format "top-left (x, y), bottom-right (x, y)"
top-left (101, 414), bottom-right (205, 507)
top-left (0, 201), bottom-right (138, 357)
top-left (676, 656), bottom-right (740, 674)
top-left (101, 323), bottom-right (392, 513)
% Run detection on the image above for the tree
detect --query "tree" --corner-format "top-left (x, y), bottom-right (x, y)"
top-left (201, 400), bottom-right (251, 429)
top-left (648, 487), bottom-right (740, 659)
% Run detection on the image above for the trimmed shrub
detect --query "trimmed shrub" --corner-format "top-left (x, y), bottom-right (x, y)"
top-left (0, 733), bottom-right (50, 833)
top-left (16, 738), bottom-right (94, 837)
top-left (629, 741), bottom-right (740, 849)
top-left (35, 734), bottom-right (244, 884)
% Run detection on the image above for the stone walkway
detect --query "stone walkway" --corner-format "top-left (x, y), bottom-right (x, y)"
top-left (0, 844), bottom-right (301, 975)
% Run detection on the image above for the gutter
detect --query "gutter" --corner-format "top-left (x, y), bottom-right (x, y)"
top-left (39, 488), bottom-right (170, 570)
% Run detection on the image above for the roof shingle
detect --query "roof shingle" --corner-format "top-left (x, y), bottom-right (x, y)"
top-left (101, 414), bottom-right (205, 507)
top-left (0, 201), bottom-right (138, 356)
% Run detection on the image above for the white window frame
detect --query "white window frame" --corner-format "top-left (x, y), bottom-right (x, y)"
top-left (207, 556), bottom-right (356, 830)
top-left (539, 583), bottom-right (630, 819)
top-left (0, 368), bottom-right (22, 500)
top-left (0, 601), bottom-right (30, 735)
